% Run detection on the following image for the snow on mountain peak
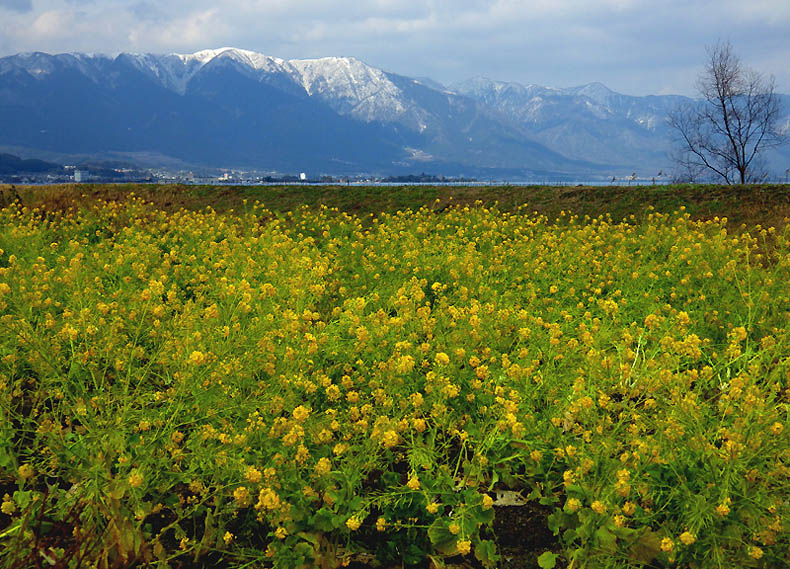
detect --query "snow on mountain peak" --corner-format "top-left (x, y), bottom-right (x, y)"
top-left (563, 82), bottom-right (616, 105)
top-left (174, 47), bottom-right (233, 65)
top-left (288, 55), bottom-right (408, 121)
top-left (2, 47), bottom-right (426, 127)
top-left (167, 48), bottom-right (416, 124)
top-left (174, 47), bottom-right (288, 72)
top-left (290, 56), bottom-right (385, 93)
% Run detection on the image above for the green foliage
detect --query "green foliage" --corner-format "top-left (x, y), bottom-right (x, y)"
top-left (537, 550), bottom-right (558, 568)
top-left (0, 196), bottom-right (789, 568)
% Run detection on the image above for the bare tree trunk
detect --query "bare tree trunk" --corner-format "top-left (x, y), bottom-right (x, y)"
top-left (668, 41), bottom-right (786, 185)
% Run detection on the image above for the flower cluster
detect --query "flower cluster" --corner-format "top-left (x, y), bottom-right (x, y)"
top-left (0, 197), bottom-right (788, 569)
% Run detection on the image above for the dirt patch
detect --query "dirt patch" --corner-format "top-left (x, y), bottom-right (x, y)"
top-left (493, 502), bottom-right (561, 568)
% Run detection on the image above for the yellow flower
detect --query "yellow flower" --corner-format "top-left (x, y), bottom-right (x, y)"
top-left (565, 498), bottom-right (581, 513)
top-left (314, 457), bottom-right (331, 476)
top-left (435, 352), bottom-right (450, 366)
top-left (295, 445), bottom-right (310, 463)
top-left (715, 502), bottom-right (730, 517)
top-left (448, 522), bottom-right (461, 535)
top-left (255, 488), bottom-right (281, 511)
top-left (346, 516), bottom-right (362, 531)
top-left (1, 494), bottom-right (15, 515)
top-left (245, 466), bottom-right (262, 484)
top-left (748, 546), bottom-right (763, 560)
top-left (223, 531), bottom-right (234, 544)
top-left (233, 486), bottom-right (251, 507)
top-left (590, 501), bottom-right (607, 515)
top-left (376, 517), bottom-right (387, 532)
top-left (17, 464), bottom-right (35, 480)
top-left (730, 326), bottom-right (747, 342)
top-left (292, 405), bottom-right (310, 422)
top-left (379, 429), bottom-right (399, 449)
top-left (660, 537), bottom-right (674, 552)
top-left (679, 531), bottom-right (696, 545)
top-left (188, 350), bottom-right (207, 365)
top-left (426, 502), bottom-right (440, 514)
top-left (456, 539), bottom-right (472, 555)
top-left (407, 475), bottom-right (420, 490)
top-left (482, 494), bottom-right (494, 510)
top-left (128, 470), bottom-right (144, 488)
top-left (395, 355), bottom-right (415, 374)
top-left (274, 526), bottom-right (288, 539)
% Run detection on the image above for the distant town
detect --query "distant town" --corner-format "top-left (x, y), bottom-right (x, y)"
top-left (0, 167), bottom-right (481, 186)
top-left (0, 153), bottom-right (486, 186)
top-left (0, 153), bottom-right (684, 187)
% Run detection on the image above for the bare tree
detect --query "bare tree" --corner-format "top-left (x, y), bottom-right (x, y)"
top-left (668, 41), bottom-right (786, 184)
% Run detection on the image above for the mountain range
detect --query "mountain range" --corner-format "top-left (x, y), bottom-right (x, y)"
top-left (1, 47), bottom-right (788, 179)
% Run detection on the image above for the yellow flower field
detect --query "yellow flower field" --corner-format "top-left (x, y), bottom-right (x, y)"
top-left (1, 195), bottom-right (789, 568)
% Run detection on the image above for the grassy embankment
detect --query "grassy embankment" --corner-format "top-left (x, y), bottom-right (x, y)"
top-left (3, 183), bottom-right (790, 228)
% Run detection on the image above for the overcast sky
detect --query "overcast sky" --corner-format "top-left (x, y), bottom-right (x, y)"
top-left (1, 0), bottom-right (788, 96)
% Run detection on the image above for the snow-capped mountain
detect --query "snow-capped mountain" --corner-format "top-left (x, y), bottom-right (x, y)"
top-left (450, 77), bottom-right (693, 170)
top-left (0, 48), bottom-right (787, 177)
top-left (0, 48), bottom-right (594, 175)
top-left (122, 48), bottom-right (451, 133)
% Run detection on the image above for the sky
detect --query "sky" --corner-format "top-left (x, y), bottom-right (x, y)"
top-left (0, 0), bottom-right (788, 97)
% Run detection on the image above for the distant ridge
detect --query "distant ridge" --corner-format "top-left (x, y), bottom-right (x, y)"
top-left (0, 153), bottom-right (62, 175)
top-left (0, 48), bottom-right (788, 177)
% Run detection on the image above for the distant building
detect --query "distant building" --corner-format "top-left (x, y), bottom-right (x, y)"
top-left (74, 170), bottom-right (87, 182)
top-left (299, 172), bottom-right (307, 181)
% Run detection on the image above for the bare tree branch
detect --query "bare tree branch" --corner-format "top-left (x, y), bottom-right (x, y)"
top-left (669, 40), bottom-right (787, 184)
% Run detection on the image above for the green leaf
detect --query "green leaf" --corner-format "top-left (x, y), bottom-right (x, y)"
top-left (630, 529), bottom-right (662, 565)
top-left (594, 526), bottom-right (617, 553)
top-left (310, 507), bottom-right (342, 531)
top-left (476, 505), bottom-right (495, 525)
top-left (539, 495), bottom-right (559, 506)
top-left (427, 518), bottom-right (458, 555)
top-left (348, 495), bottom-right (364, 511)
top-left (547, 511), bottom-right (566, 535)
top-left (293, 542), bottom-right (315, 564)
top-left (13, 490), bottom-right (32, 509)
top-left (487, 471), bottom-right (499, 491)
top-left (474, 539), bottom-right (500, 568)
top-left (537, 551), bottom-right (558, 569)
top-left (0, 447), bottom-right (14, 469)
top-left (296, 532), bottom-right (320, 547)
